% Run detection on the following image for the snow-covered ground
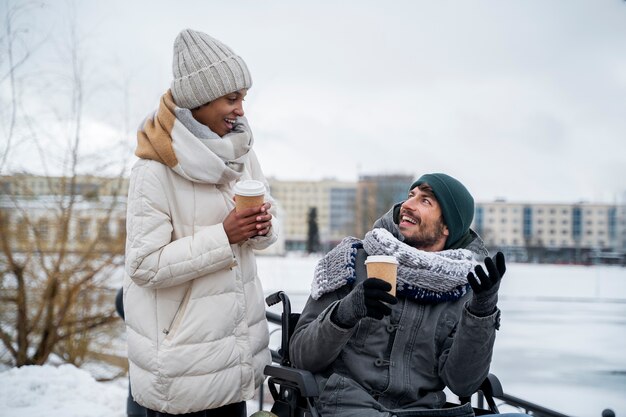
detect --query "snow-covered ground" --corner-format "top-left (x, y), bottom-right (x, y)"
top-left (0, 364), bottom-right (127, 417)
top-left (1, 257), bottom-right (624, 417)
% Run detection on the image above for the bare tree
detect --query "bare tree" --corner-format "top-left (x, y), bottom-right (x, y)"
top-left (0, 1), bottom-right (130, 371)
top-left (0, 0), bottom-right (46, 171)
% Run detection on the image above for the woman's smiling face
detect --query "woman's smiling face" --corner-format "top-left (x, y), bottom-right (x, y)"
top-left (191, 89), bottom-right (247, 137)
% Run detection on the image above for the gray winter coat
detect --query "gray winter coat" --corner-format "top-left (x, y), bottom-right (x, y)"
top-left (289, 234), bottom-right (499, 417)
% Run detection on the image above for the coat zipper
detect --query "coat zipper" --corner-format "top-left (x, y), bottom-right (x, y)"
top-left (163, 287), bottom-right (192, 339)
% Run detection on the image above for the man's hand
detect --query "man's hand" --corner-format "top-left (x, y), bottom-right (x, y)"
top-left (332, 278), bottom-right (398, 328)
top-left (467, 252), bottom-right (506, 316)
top-left (223, 202), bottom-right (273, 244)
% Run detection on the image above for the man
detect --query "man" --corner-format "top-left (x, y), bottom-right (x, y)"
top-left (289, 173), bottom-right (512, 417)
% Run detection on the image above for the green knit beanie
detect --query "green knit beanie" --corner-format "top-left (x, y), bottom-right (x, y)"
top-left (409, 173), bottom-right (474, 249)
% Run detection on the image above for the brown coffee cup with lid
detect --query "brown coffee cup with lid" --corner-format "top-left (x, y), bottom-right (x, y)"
top-left (364, 255), bottom-right (398, 296)
top-left (233, 180), bottom-right (266, 212)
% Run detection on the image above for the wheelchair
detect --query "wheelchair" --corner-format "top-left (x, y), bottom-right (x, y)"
top-left (262, 290), bottom-right (505, 417)
top-left (115, 286), bottom-right (582, 417)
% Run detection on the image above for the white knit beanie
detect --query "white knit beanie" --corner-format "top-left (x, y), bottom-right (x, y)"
top-left (171, 29), bottom-right (252, 109)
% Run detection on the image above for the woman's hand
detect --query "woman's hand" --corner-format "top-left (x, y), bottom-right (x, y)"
top-left (223, 202), bottom-right (273, 244)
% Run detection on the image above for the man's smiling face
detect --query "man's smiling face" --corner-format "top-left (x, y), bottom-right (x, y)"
top-left (398, 184), bottom-right (449, 251)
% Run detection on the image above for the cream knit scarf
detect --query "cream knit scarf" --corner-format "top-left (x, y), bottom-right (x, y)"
top-left (135, 90), bottom-right (252, 184)
top-left (311, 228), bottom-right (478, 303)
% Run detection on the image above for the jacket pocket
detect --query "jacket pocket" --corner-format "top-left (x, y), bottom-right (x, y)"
top-left (394, 402), bottom-right (474, 417)
top-left (163, 287), bottom-right (192, 343)
top-left (318, 373), bottom-right (343, 416)
top-left (319, 373), bottom-right (391, 417)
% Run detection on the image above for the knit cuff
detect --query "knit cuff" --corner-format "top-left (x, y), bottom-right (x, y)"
top-left (468, 292), bottom-right (498, 317)
top-left (332, 284), bottom-right (367, 328)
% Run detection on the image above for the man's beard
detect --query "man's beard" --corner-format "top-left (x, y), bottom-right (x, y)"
top-left (402, 218), bottom-right (446, 249)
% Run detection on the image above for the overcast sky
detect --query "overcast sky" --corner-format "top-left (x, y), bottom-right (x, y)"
top-left (2, 0), bottom-right (626, 203)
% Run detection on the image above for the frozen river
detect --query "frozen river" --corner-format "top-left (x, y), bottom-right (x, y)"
top-left (257, 255), bottom-right (626, 417)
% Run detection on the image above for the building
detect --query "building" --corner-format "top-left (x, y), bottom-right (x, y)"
top-left (3, 174), bottom-right (624, 264)
top-left (474, 200), bottom-right (625, 264)
top-left (0, 174), bottom-right (129, 198)
top-left (355, 174), bottom-right (413, 238)
top-left (268, 178), bottom-right (356, 252)
top-left (0, 175), bottom-right (128, 254)
top-left (267, 174), bottom-right (413, 251)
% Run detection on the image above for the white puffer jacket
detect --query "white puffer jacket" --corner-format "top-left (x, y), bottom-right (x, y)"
top-left (123, 92), bottom-right (277, 414)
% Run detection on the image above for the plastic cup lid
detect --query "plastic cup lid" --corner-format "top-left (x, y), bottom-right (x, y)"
top-left (233, 180), bottom-right (266, 197)
top-left (365, 255), bottom-right (398, 265)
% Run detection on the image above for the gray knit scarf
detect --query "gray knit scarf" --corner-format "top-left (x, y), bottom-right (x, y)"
top-left (136, 90), bottom-right (253, 185)
top-left (311, 228), bottom-right (478, 303)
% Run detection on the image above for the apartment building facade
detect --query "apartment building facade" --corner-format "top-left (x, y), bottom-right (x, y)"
top-left (2, 174), bottom-right (625, 263)
top-left (268, 178), bottom-right (356, 251)
top-left (474, 201), bottom-right (625, 264)
top-left (0, 174), bottom-right (129, 198)
top-left (355, 174), bottom-right (414, 238)
top-left (267, 174), bottom-right (413, 251)
top-left (0, 175), bottom-right (128, 254)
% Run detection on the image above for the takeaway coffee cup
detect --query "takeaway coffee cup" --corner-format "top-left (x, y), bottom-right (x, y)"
top-left (364, 255), bottom-right (398, 296)
top-left (233, 180), bottom-right (266, 212)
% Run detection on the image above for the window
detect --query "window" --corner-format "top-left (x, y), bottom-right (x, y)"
top-left (79, 219), bottom-right (90, 242)
top-left (37, 219), bottom-right (49, 241)
top-left (17, 218), bottom-right (29, 242)
top-left (117, 219), bottom-right (126, 238)
top-left (573, 207), bottom-right (582, 239)
top-left (523, 206), bottom-right (532, 238)
top-left (98, 219), bottom-right (111, 241)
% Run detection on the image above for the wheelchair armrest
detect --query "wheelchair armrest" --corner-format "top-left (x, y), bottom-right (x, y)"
top-left (481, 373), bottom-right (504, 398)
top-left (264, 364), bottom-right (320, 397)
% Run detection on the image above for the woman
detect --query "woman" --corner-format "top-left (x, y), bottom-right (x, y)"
top-left (123, 29), bottom-right (278, 417)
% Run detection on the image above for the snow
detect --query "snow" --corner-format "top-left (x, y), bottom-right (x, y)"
top-left (0, 364), bottom-right (127, 417)
top-left (1, 258), bottom-right (624, 417)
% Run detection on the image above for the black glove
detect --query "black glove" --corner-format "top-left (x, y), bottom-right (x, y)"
top-left (467, 252), bottom-right (506, 317)
top-left (331, 278), bottom-right (398, 328)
